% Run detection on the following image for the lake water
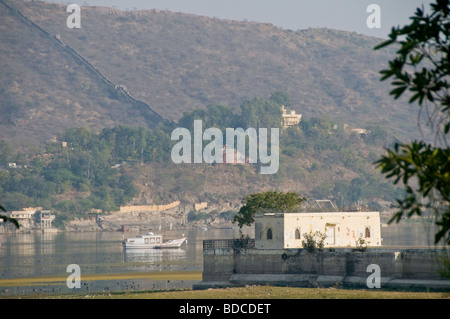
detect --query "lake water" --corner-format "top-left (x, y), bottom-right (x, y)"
top-left (0, 228), bottom-right (246, 296)
top-left (0, 223), bottom-right (443, 296)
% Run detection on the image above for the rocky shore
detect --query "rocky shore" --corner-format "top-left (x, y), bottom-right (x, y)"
top-left (65, 209), bottom-right (234, 232)
top-left (1, 208), bottom-right (398, 234)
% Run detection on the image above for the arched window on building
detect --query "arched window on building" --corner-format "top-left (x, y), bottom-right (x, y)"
top-left (295, 228), bottom-right (301, 240)
top-left (267, 228), bottom-right (272, 240)
top-left (365, 227), bottom-right (371, 238)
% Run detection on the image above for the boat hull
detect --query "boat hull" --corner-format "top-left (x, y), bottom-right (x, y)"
top-left (123, 237), bottom-right (186, 250)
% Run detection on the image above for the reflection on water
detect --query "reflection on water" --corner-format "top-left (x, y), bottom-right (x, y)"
top-left (0, 228), bottom-right (246, 296)
top-left (0, 224), bottom-right (444, 296)
top-left (123, 249), bottom-right (188, 272)
top-left (124, 248), bottom-right (187, 263)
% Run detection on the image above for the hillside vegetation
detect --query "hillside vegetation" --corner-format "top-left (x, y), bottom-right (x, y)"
top-left (0, 92), bottom-right (402, 224)
top-left (1, 0), bottom-right (425, 147)
top-left (0, 1), bottom-right (416, 222)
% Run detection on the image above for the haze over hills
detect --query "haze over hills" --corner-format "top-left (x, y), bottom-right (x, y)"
top-left (0, 0), bottom-right (427, 216)
top-left (0, 0), bottom-right (423, 148)
top-left (0, 0), bottom-right (165, 148)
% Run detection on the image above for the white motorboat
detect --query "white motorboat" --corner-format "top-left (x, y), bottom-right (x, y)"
top-left (122, 232), bottom-right (186, 249)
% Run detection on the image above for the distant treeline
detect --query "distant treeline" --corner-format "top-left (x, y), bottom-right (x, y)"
top-left (0, 92), bottom-right (399, 221)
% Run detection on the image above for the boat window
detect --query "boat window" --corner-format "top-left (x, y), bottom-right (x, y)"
top-left (144, 238), bottom-right (149, 244)
top-left (150, 238), bottom-right (155, 243)
top-left (156, 237), bottom-right (161, 243)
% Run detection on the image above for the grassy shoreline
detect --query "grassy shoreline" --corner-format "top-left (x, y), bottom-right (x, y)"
top-left (1, 270), bottom-right (449, 299)
top-left (0, 270), bottom-right (202, 287)
top-left (2, 285), bottom-right (450, 299)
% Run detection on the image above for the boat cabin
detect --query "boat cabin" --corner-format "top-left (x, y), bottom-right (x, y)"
top-left (125, 232), bottom-right (162, 245)
top-left (123, 231), bottom-right (186, 249)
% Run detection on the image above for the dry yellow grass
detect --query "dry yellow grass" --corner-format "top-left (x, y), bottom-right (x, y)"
top-left (97, 286), bottom-right (450, 299)
top-left (0, 270), bottom-right (202, 287)
top-left (5, 285), bottom-right (449, 299)
top-left (1, 271), bottom-right (448, 299)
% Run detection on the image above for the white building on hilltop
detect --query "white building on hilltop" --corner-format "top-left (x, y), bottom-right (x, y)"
top-left (281, 105), bottom-right (302, 128)
top-left (254, 211), bottom-right (382, 249)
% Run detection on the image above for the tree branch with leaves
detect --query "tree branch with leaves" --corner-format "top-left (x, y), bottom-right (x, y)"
top-left (233, 191), bottom-right (306, 228)
top-left (0, 204), bottom-right (20, 229)
top-left (374, 0), bottom-right (450, 245)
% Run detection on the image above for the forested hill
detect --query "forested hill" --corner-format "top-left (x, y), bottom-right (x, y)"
top-left (1, 0), bottom-right (424, 148)
top-left (0, 1), bottom-right (422, 220)
top-left (0, 95), bottom-right (403, 217)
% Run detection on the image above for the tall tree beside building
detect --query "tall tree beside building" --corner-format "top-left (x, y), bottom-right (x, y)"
top-left (233, 191), bottom-right (306, 228)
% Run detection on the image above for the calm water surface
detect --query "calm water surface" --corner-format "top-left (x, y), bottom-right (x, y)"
top-left (0, 223), bottom-right (443, 296)
top-left (0, 228), bottom-right (246, 295)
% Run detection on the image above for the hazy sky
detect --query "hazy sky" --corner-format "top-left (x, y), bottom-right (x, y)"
top-left (48, 0), bottom-right (434, 38)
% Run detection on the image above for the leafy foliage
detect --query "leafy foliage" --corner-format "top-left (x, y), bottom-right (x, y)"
top-left (178, 92), bottom-right (284, 131)
top-left (187, 210), bottom-right (207, 223)
top-left (374, 0), bottom-right (450, 245)
top-left (302, 231), bottom-right (327, 253)
top-left (0, 90), bottom-right (404, 223)
top-left (4, 1), bottom-right (425, 149)
top-left (355, 235), bottom-right (368, 252)
top-left (0, 204), bottom-right (19, 229)
top-left (0, 124), bottom-right (173, 215)
top-left (233, 191), bottom-right (306, 228)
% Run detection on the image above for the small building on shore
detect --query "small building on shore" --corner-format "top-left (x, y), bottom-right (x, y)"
top-left (1, 208), bottom-right (56, 232)
top-left (37, 210), bottom-right (56, 230)
top-left (254, 211), bottom-right (382, 249)
top-left (194, 210), bottom-right (450, 290)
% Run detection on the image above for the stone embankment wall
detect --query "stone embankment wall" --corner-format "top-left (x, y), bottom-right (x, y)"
top-left (66, 201), bottom-right (182, 231)
top-left (65, 207), bottom-right (186, 232)
top-left (195, 244), bottom-right (450, 290)
top-left (118, 201), bottom-right (180, 213)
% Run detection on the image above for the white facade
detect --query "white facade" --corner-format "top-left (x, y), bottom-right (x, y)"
top-left (281, 106), bottom-right (302, 128)
top-left (254, 212), bottom-right (382, 249)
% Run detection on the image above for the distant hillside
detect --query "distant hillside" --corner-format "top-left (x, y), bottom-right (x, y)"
top-left (0, 0), bottom-right (162, 148)
top-left (0, 0), bottom-right (426, 148)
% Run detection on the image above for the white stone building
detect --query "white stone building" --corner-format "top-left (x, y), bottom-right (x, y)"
top-left (281, 106), bottom-right (302, 128)
top-left (254, 211), bottom-right (382, 249)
